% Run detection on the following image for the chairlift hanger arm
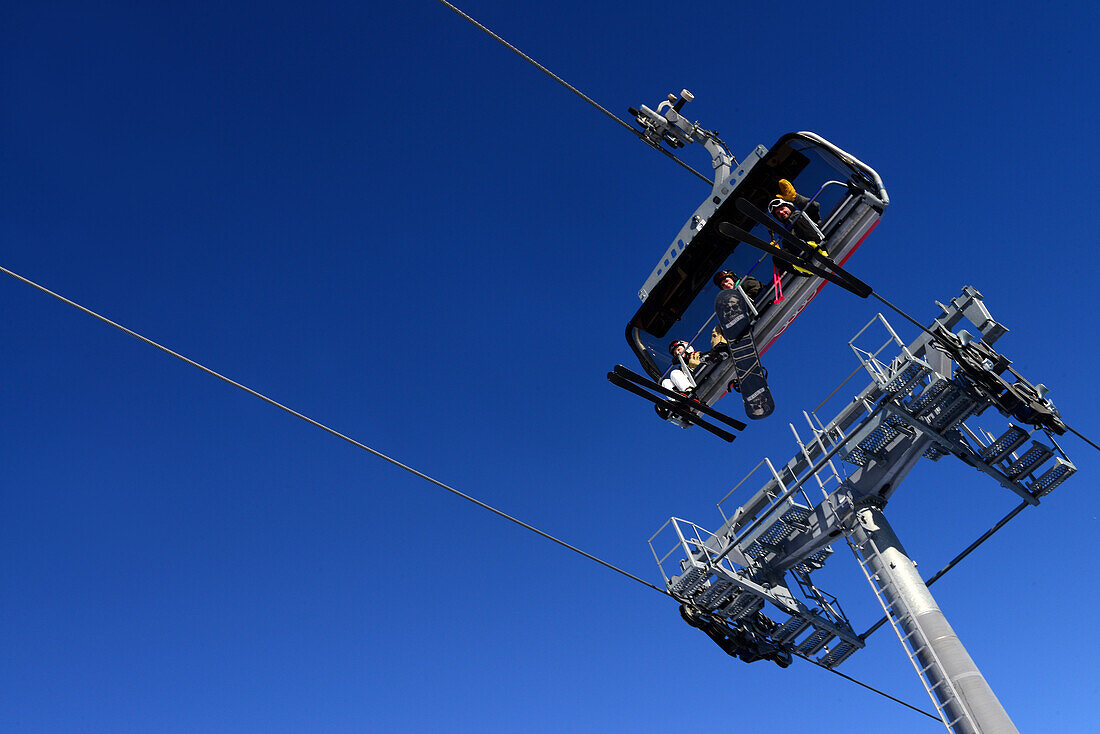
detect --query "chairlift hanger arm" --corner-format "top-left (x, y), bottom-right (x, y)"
top-left (628, 89), bottom-right (733, 196)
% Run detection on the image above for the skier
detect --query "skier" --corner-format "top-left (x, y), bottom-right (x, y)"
top-left (662, 340), bottom-right (701, 394)
top-left (775, 177), bottom-right (822, 224)
top-left (770, 178), bottom-right (828, 276)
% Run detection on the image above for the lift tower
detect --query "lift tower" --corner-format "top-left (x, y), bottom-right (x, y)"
top-left (651, 286), bottom-right (1076, 734)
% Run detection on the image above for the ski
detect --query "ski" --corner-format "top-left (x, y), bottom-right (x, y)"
top-left (608, 372), bottom-right (737, 442)
top-left (612, 365), bottom-right (748, 431)
top-left (735, 197), bottom-right (822, 257)
top-left (611, 365), bottom-right (748, 433)
top-left (731, 199), bottom-right (873, 298)
top-left (718, 222), bottom-right (863, 295)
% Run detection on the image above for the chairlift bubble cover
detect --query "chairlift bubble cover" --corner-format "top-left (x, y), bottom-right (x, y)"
top-left (626, 132), bottom-right (887, 411)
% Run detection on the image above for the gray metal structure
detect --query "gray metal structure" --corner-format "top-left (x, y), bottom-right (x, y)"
top-left (624, 90), bottom-right (889, 412)
top-left (650, 286), bottom-right (1076, 733)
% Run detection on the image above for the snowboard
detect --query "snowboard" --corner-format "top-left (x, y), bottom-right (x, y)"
top-left (715, 288), bottom-right (774, 420)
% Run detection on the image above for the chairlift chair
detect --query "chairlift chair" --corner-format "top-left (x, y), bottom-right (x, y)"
top-left (622, 95), bottom-right (889, 426)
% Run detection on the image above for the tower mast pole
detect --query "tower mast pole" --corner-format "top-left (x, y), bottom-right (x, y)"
top-left (849, 505), bottom-right (1018, 733)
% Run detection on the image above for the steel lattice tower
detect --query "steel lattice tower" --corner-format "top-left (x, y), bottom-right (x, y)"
top-left (652, 286), bottom-right (1075, 733)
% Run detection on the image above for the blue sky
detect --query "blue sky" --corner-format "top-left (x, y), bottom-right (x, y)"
top-left (2, 1), bottom-right (1097, 732)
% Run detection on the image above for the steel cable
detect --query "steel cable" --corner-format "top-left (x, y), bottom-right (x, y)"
top-left (434, 0), bottom-right (712, 185)
top-left (3, 261), bottom-right (937, 719)
top-left (0, 264), bottom-right (668, 596)
top-left (430, 6), bottom-right (1098, 723)
top-left (860, 501), bottom-right (1029, 640)
top-left (797, 654), bottom-right (940, 721)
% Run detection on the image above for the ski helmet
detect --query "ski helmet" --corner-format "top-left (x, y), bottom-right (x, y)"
top-left (713, 270), bottom-right (739, 287)
top-left (769, 198), bottom-right (794, 214)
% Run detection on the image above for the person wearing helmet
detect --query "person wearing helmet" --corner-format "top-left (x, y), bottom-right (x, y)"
top-left (662, 339), bottom-right (703, 394)
top-left (713, 270), bottom-right (763, 297)
top-left (769, 198), bottom-right (824, 245)
top-left (769, 179), bottom-right (828, 276)
top-left (710, 270), bottom-right (763, 350)
top-left (775, 177), bottom-right (822, 223)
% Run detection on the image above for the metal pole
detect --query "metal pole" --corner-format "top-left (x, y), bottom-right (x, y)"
top-left (859, 501), bottom-right (1029, 640)
top-left (851, 506), bottom-right (1018, 734)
